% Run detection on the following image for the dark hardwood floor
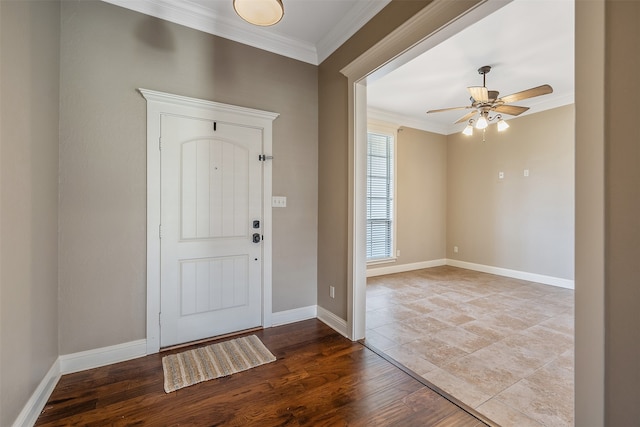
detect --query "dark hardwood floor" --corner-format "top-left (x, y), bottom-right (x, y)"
top-left (36, 320), bottom-right (489, 426)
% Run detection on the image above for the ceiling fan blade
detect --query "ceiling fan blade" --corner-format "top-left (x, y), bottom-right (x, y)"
top-left (455, 110), bottom-right (478, 124)
top-left (493, 105), bottom-right (530, 116)
top-left (427, 106), bottom-right (471, 114)
top-left (467, 86), bottom-right (489, 103)
top-left (499, 84), bottom-right (553, 104)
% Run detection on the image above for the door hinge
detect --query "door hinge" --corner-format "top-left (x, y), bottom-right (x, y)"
top-left (158, 137), bottom-right (162, 150)
top-left (258, 154), bottom-right (274, 161)
top-left (213, 121), bottom-right (217, 131)
top-left (159, 224), bottom-right (162, 239)
top-left (159, 312), bottom-right (162, 326)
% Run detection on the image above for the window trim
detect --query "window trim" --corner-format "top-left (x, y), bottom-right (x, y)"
top-left (366, 120), bottom-right (398, 264)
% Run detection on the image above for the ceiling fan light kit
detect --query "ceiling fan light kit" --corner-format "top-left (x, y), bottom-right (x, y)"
top-left (426, 65), bottom-right (552, 139)
top-left (233, 0), bottom-right (284, 26)
top-left (475, 115), bottom-right (488, 130)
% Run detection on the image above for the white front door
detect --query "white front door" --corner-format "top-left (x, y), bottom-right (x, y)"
top-left (160, 114), bottom-right (263, 347)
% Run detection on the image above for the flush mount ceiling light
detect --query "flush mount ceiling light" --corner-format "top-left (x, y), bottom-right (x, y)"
top-left (234, 0), bottom-right (284, 26)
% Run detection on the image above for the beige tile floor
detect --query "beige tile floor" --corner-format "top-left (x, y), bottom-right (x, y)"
top-left (365, 265), bottom-right (574, 427)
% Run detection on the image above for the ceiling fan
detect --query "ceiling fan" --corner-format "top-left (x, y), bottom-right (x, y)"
top-left (427, 65), bottom-right (553, 134)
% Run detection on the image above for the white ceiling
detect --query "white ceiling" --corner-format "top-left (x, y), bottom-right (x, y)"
top-left (103, 0), bottom-right (574, 135)
top-left (367, 0), bottom-right (575, 134)
top-left (101, 0), bottom-right (391, 65)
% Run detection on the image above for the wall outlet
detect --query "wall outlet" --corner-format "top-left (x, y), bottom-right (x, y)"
top-left (453, 246), bottom-right (459, 253)
top-left (329, 286), bottom-right (335, 299)
top-left (498, 171), bottom-right (504, 180)
top-left (524, 169), bottom-right (530, 177)
top-left (396, 249), bottom-right (400, 257)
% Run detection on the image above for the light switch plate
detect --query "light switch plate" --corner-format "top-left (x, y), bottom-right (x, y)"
top-left (272, 196), bottom-right (287, 208)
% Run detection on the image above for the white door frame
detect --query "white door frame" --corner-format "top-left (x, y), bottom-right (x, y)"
top-left (139, 89), bottom-right (279, 354)
top-left (340, 0), bottom-right (508, 340)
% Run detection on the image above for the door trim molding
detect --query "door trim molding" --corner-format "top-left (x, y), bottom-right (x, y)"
top-left (340, 0), bottom-right (507, 341)
top-left (139, 89), bottom-right (279, 354)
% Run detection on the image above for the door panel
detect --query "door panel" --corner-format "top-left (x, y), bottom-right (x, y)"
top-left (180, 139), bottom-right (250, 239)
top-left (179, 256), bottom-right (249, 315)
top-left (160, 115), bottom-right (263, 347)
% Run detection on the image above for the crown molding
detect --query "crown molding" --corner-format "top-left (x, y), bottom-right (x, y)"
top-left (316, 0), bottom-right (391, 64)
top-left (521, 92), bottom-right (575, 118)
top-left (367, 108), bottom-right (451, 135)
top-left (369, 92), bottom-right (575, 136)
top-left (102, 0), bottom-right (318, 63)
top-left (101, 0), bottom-right (391, 65)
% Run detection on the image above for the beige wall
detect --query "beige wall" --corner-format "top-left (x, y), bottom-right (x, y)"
top-left (1, 0), bottom-right (638, 423)
top-left (367, 105), bottom-right (574, 280)
top-left (318, 0), bottom-right (433, 319)
top-left (603, 0), bottom-right (640, 423)
top-left (574, 1), bottom-right (640, 423)
top-left (58, 0), bottom-right (318, 354)
top-left (0, 1), bottom-right (60, 425)
top-left (575, 1), bottom-right (605, 423)
top-left (321, 0), bottom-right (640, 423)
top-left (447, 105), bottom-right (575, 279)
top-left (367, 127), bottom-right (447, 272)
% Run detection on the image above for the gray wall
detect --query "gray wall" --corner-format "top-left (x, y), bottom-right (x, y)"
top-left (447, 105), bottom-right (575, 279)
top-left (58, 0), bottom-right (318, 354)
top-left (0, 1), bottom-right (60, 425)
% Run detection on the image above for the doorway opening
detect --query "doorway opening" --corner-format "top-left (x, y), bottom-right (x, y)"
top-left (342, 1), bottom-right (576, 425)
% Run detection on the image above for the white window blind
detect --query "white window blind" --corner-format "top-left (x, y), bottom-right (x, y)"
top-left (367, 131), bottom-right (394, 260)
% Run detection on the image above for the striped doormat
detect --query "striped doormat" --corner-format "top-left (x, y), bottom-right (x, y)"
top-left (162, 335), bottom-right (276, 393)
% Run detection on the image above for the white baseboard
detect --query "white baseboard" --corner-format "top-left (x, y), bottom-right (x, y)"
top-left (14, 340), bottom-right (147, 427)
top-left (59, 339), bottom-right (148, 375)
top-left (10, 307), bottom-right (349, 427)
top-left (12, 359), bottom-right (61, 427)
top-left (316, 305), bottom-right (349, 338)
top-left (271, 305), bottom-right (317, 326)
top-left (446, 259), bottom-right (575, 289)
top-left (366, 259), bottom-right (447, 277)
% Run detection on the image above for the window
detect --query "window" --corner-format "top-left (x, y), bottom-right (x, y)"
top-left (366, 129), bottom-right (395, 261)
